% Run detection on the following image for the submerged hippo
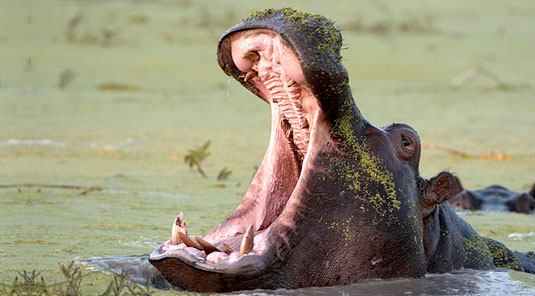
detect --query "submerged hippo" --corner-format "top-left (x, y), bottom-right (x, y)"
top-left (149, 9), bottom-right (535, 292)
top-left (449, 183), bottom-right (535, 214)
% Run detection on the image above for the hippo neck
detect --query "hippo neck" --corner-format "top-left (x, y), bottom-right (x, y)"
top-left (328, 94), bottom-right (368, 152)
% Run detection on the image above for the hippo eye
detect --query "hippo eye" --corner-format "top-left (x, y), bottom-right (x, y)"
top-left (401, 135), bottom-right (413, 150)
top-left (394, 132), bottom-right (418, 161)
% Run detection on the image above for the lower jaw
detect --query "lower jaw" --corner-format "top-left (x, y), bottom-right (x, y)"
top-left (149, 164), bottom-right (302, 280)
top-left (151, 225), bottom-right (273, 264)
top-left (149, 113), bottom-right (323, 285)
top-left (148, 249), bottom-right (267, 292)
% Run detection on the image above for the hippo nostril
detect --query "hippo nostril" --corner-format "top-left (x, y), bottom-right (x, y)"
top-left (243, 51), bottom-right (260, 62)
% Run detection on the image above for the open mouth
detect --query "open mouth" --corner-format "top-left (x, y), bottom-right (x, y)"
top-left (149, 29), bottom-right (322, 276)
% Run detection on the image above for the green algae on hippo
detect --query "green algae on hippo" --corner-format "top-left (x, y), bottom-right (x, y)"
top-left (148, 8), bottom-right (535, 292)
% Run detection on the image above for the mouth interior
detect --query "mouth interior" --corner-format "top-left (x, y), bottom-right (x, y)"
top-left (152, 29), bottom-right (318, 271)
top-left (232, 29), bottom-right (314, 162)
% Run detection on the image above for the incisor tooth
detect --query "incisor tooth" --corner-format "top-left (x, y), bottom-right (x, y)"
top-left (244, 70), bottom-right (257, 82)
top-left (239, 224), bottom-right (255, 256)
top-left (221, 242), bottom-right (233, 255)
top-left (178, 231), bottom-right (202, 250)
top-left (171, 212), bottom-right (187, 245)
top-left (194, 237), bottom-right (220, 255)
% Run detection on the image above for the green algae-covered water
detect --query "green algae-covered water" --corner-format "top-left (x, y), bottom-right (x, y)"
top-left (1, 0), bottom-right (534, 294)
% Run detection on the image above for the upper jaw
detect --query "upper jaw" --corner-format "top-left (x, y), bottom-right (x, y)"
top-left (227, 29), bottom-right (320, 159)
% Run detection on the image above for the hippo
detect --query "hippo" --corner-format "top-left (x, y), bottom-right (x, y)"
top-left (449, 183), bottom-right (535, 214)
top-left (148, 8), bottom-right (535, 292)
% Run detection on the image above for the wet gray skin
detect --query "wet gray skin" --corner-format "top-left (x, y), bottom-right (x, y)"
top-left (148, 9), bottom-right (535, 292)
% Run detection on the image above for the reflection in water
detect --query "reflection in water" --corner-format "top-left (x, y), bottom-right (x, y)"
top-left (76, 255), bottom-right (535, 295)
top-left (0, 139), bottom-right (66, 147)
top-left (80, 137), bottom-right (138, 152)
top-left (240, 271), bottom-right (535, 296)
top-left (0, 137), bottom-right (138, 151)
top-left (74, 255), bottom-right (174, 290)
top-left (509, 232), bottom-right (535, 241)
top-left (103, 189), bottom-right (189, 200)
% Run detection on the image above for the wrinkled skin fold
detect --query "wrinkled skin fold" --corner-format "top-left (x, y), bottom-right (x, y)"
top-left (149, 8), bottom-right (535, 292)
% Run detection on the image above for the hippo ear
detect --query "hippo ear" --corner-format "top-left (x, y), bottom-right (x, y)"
top-left (422, 172), bottom-right (463, 217)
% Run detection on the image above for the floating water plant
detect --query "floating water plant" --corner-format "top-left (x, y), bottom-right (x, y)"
top-left (58, 69), bottom-right (76, 89)
top-left (184, 140), bottom-right (211, 178)
top-left (217, 167), bottom-right (232, 181)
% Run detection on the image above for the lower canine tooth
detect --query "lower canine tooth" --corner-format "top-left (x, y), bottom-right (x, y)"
top-left (178, 232), bottom-right (202, 250)
top-left (221, 242), bottom-right (233, 254)
top-left (194, 237), bottom-right (220, 255)
top-left (239, 224), bottom-right (255, 256)
top-left (171, 212), bottom-right (187, 245)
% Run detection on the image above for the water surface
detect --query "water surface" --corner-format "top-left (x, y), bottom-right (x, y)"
top-left (77, 255), bottom-right (535, 295)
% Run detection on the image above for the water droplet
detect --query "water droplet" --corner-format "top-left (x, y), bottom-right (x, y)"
top-left (225, 77), bottom-right (232, 99)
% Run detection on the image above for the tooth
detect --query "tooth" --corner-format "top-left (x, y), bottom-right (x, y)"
top-left (171, 222), bottom-right (179, 245)
top-left (178, 212), bottom-right (187, 233)
top-left (221, 242), bottom-right (233, 254)
top-left (171, 212), bottom-right (187, 245)
top-left (244, 70), bottom-right (257, 82)
top-left (287, 79), bottom-right (296, 86)
top-left (243, 51), bottom-right (260, 62)
top-left (239, 224), bottom-right (255, 256)
top-left (178, 232), bottom-right (202, 250)
top-left (286, 128), bottom-right (293, 138)
top-left (193, 237), bottom-right (220, 255)
top-left (300, 117), bottom-right (309, 129)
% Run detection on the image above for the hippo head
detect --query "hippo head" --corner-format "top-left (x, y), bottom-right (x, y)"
top-left (508, 193), bottom-right (535, 214)
top-left (149, 8), bottom-right (459, 292)
top-left (449, 190), bottom-right (482, 211)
